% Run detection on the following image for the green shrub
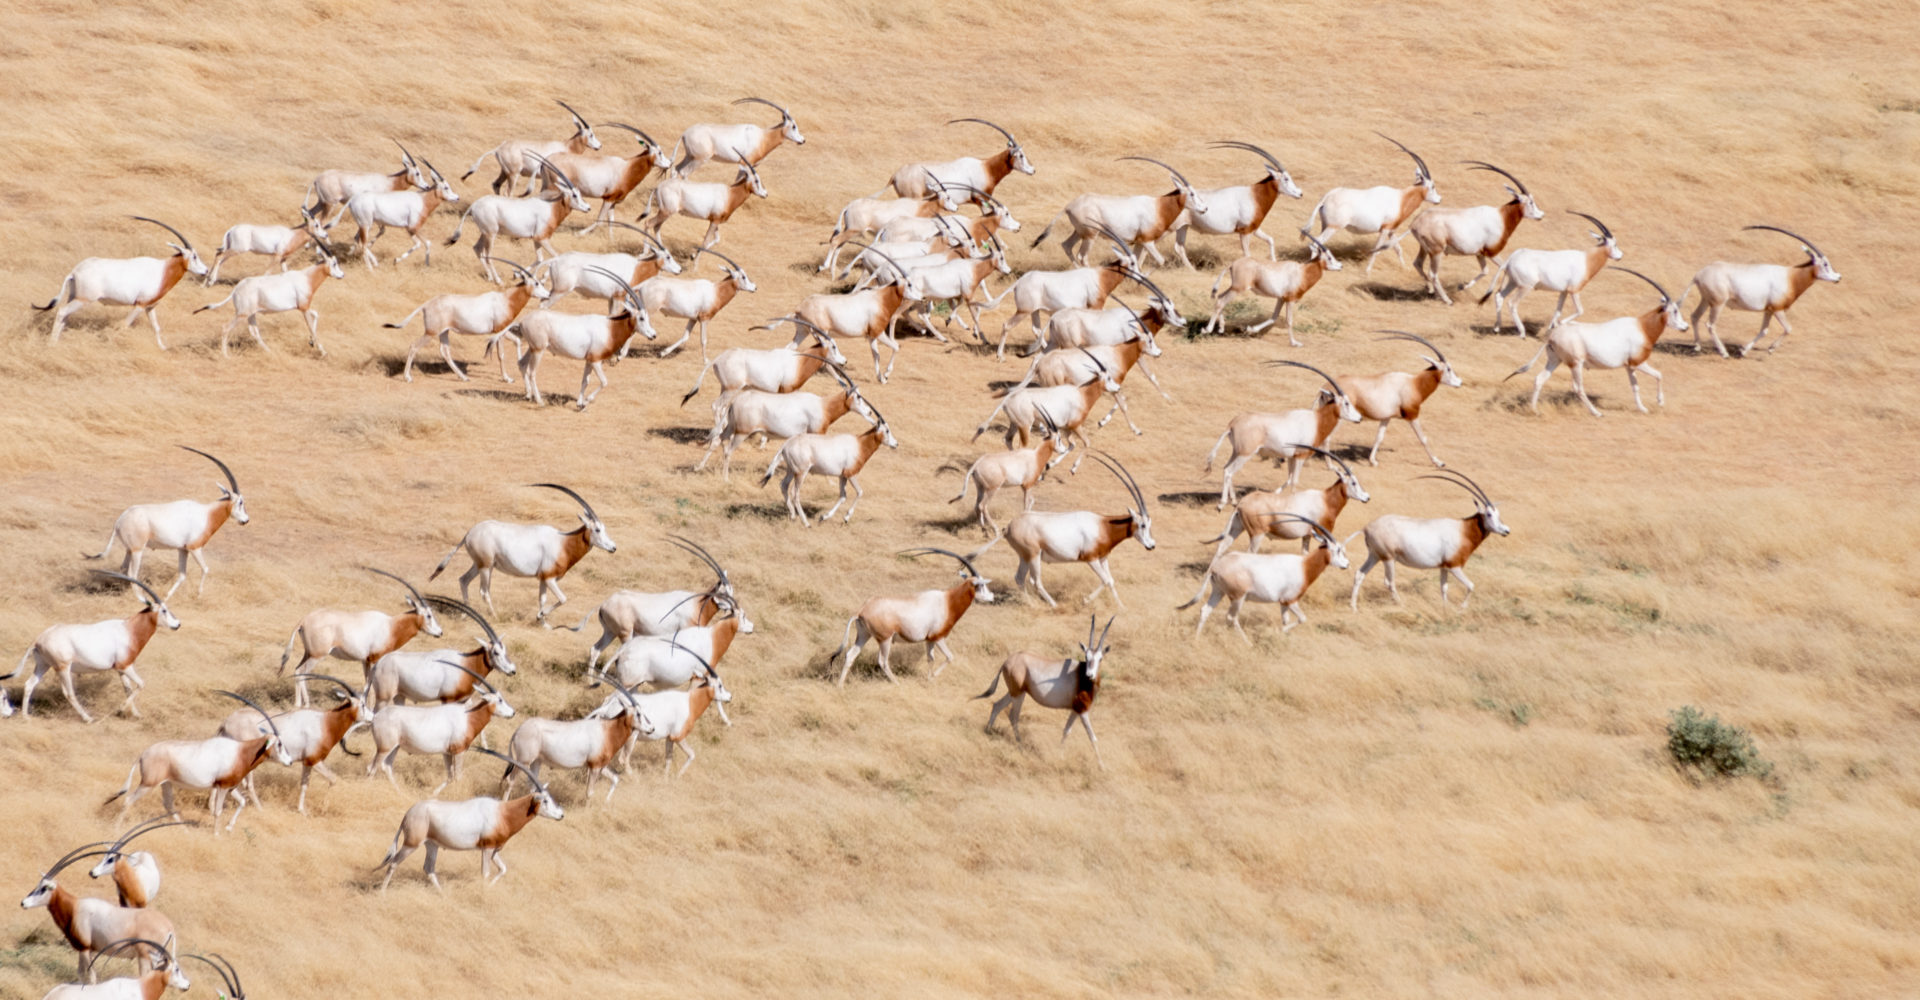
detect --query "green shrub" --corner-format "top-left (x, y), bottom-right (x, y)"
top-left (1667, 706), bottom-right (1773, 780)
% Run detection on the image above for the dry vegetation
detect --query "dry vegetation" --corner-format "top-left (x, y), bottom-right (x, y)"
top-left (4, 1), bottom-right (1919, 996)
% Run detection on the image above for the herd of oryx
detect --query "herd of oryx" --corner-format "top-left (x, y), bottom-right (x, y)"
top-left (13, 94), bottom-right (1840, 995)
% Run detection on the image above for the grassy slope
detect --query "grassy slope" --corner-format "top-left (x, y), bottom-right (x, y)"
top-left (2, 1), bottom-right (1918, 996)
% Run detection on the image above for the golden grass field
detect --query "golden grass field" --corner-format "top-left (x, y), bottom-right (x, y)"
top-left (3, 1), bottom-right (1919, 996)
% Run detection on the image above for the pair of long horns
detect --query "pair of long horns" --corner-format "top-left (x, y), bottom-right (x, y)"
top-left (1420, 468), bottom-right (1496, 508)
top-left (1250, 511), bottom-right (1339, 546)
top-left (734, 96), bottom-right (795, 122)
top-left (694, 245), bottom-right (746, 275)
top-left (475, 746), bottom-right (548, 798)
top-left (41, 817), bottom-right (192, 880)
top-left (1373, 132), bottom-right (1430, 180)
top-left (531, 482), bottom-right (600, 521)
top-left (215, 689), bottom-right (282, 745)
top-left (1083, 612), bottom-right (1115, 651)
top-left (1611, 267), bottom-right (1673, 303)
top-left (86, 938), bottom-right (179, 980)
top-left (1119, 155), bottom-right (1193, 190)
top-left (299, 673), bottom-right (362, 706)
top-left (184, 953), bottom-right (245, 999)
top-left (1375, 329), bottom-right (1451, 368)
top-left (1264, 358), bottom-right (1348, 397)
top-left (367, 566), bottom-right (428, 605)
top-left (1090, 449), bottom-right (1146, 513)
top-left (1745, 224), bottom-right (1830, 261)
top-left (1294, 443), bottom-right (1359, 483)
top-left (584, 266), bottom-right (644, 314)
top-left (1210, 139), bottom-right (1287, 175)
top-left (1568, 210), bottom-right (1613, 241)
top-left (843, 239), bottom-right (909, 286)
top-left (901, 546), bottom-right (983, 579)
top-left (1462, 160), bottom-right (1531, 196)
top-left (92, 569), bottom-right (165, 607)
top-left (132, 216), bottom-right (195, 254)
top-left (949, 117), bottom-right (1020, 148)
top-left (527, 152), bottom-right (580, 194)
top-left (555, 98), bottom-right (593, 133)
top-left (424, 595), bottom-right (499, 644)
top-left (599, 121), bottom-right (657, 148)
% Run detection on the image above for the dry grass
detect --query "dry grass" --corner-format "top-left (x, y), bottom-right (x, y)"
top-left (4, 1), bottom-right (1920, 996)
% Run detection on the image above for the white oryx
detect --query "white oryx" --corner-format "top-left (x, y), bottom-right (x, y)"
top-left (833, 548), bottom-right (995, 686)
top-left (1172, 140), bottom-right (1304, 267)
top-left (1303, 133), bottom-right (1439, 272)
top-left (976, 614), bottom-right (1111, 769)
top-left (670, 96), bottom-right (805, 176)
top-left (376, 748), bottom-right (564, 892)
top-left (636, 154), bottom-right (766, 249)
top-left (1181, 515), bottom-right (1350, 638)
top-left (306, 146), bottom-right (426, 225)
top-left (15, 572), bottom-right (178, 723)
top-left (882, 117), bottom-right (1034, 201)
top-left (620, 673), bottom-right (733, 777)
top-left (540, 122), bottom-right (671, 234)
top-left (510, 268), bottom-right (658, 410)
top-left (42, 937), bottom-right (190, 1000)
top-left (386, 258), bottom-right (551, 383)
top-left (1408, 160), bottom-right (1544, 303)
top-left (106, 691), bottom-right (291, 832)
top-left (192, 242), bottom-right (346, 357)
top-left (759, 406), bottom-right (899, 526)
top-left (885, 235), bottom-right (1012, 340)
top-left (1203, 360), bottom-right (1363, 506)
top-left (1034, 283), bottom-right (1183, 355)
top-left (280, 569), bottom-right (443, 707)
top-left (1350, 469), bottom-right (1511, 610)
top-left (1031, 156), bottom-right (1209, 267)
top-left (1006, 339), bottom-right (1169, 437)
top-left (535, 224), bottom-right (682, 303)
top-left (85, 446), bottom-right (249, 601)
top-left (204, 207), bottom-right (332, 285)
top-left (1201, 234), bottom-right (1343, 346)
top-left (20, 842), bottom-right (179, 982)
top-left (364, 597), bottom-right (516, 709)
top-left (1334, 330), bottom-right (1463, 467)
top-left (1202, 445), bottom-right (1370, 559)
top-left (601, 600), bottom-right (753, 690)
top-left (428, 483), bottom-right (616, 622)
top-left (795, 242), bottom-right (927, 382)
top-left (1684, 225), bottom-right (1842, 356)
top-left (639, 247), bottom-right (758, 359)
top-left (986, 230), bottom-right (1150, 359)
top-left (1481, 211), bottom-right (1623, 336)
top-left (680, 316), bottom-right (847, 408)
top-left (461, 98), bottom-right (600, 195)
top-left (818, 182), bottom-right (965, 274)
top-left (972, 377), bottom-right (1115, 466)
top-left (500, 684), bottom-right (643, 802)
top-left (981, 451), bottom-right (1155, 609)
top-left (1506, 268), bottom-right (1690, 416)
top-left (363, 668), bottom-right (515, 793)
top-left (443, 155), bottom-right (590, 282)
top-left (37, 217), bottom-right (208, 347)
top-left (344, 157), bottom-right (460, 269)
top-left (566, 535), bottom-right (735, 675)
top-left (699, 364), bottom-right (878, 480)
top-left (214, 673), bottom-right (367, 815)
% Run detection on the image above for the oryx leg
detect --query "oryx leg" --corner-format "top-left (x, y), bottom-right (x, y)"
top-left (1528, 354), bottom-right (1562, 415)
top-left (1349, 552), bottom-right (1381, 610)
top-left (116, 667), bottom-right (145, 718)
top-left (1247, 298), bottom-right (1280, 334)
top-left (1085, 558), bottom-right (1122, 608)
top-left (1570, 361), bottom-right (1602, 418)
top-left (1745, 310), bottom-right (1790, 355)
top-left (1075, 711), bottom-right (1105, 769)
top-left (1406, 417), bottom-right (1444, 467)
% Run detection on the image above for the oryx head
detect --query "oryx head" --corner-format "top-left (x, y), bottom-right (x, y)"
top-left (450, 664), bottom-right (515, 718)
top-left (529, 152), bottom-right (590, 212)
top-left (1211, 139), bottom-right (1302, 199)
top-left (1124, 268), bottom-right (1185, 328)
top-left (903, 547), bottom-right (994, 603)
top-left (489, 257), bottom-right (553, 300)
top-left (863, 397), bottom-right (899, 451)
top-left (606, 222), bottom-right (681, 275)
top-left (1377, 330), bottom-right (1460, 388)
top-left (216, 689), bottom-right (293, 766)
top-left (1121, 156), bottom-right (1207, 215)
top-left (696, 247), bottom-right (756, 292)
top-left (1092, 450), bottom-right (1154, 550)
top-left (428, 597), bottom-right (516, 676)
top-left (316, 240), bottom-right (347, 280)
top-left (1074, 346), bottom-right (1122, 392)
top-left (393, 139), bottom-right (429, 187)
top-left (980, 233), bottom-right (1013, 274)
top-left (587, 266), bottom-right (659, 341)
top-left (1747, 224), bottom-right (1840, 283)
top-left (924, 176), bottom-right (966, 213)
top-left (478, 747), bottom-right (564, 820)
top-left (1302, 231), bottom-right (1342, 271)
top-left (667, 534), bottom-right (734, 601)
top-left (602, 121), bottom-right (669, 170)
top-left (1297, 444), bottom-right (1369, 503)
top-left (556, 98), bottom-right (600, 150)
top-left (94, 571), bottom-right (179, 631)
top-left (299, 205), bottom-right (334, 242)
top-left (737, 96), bottom-right (803, 145)
top-left (730, 148), bottom-right (769, 198)
top-left (1109, 299), bottom-right (1162, 357)
top-left (1268, 359), bottom-right (1361, 423)
top-left (1569, 210), bottom-right (1620, 261)
top-left (951, 117), bottom-right (1032, 175)
top-left (1615, 267), bottom-right (1689, 334)
top-left (23, 837), bottom-right (110, 907)
top-left (369, 567), bottom-right (442, 638)
top-left (846, 241), bottom-right (920, 299)
top-left (185, 445), bottom-right (249, 525)
top-left (301, 673), bottom-right (371, 726)
top-left (1422, 469), bottom-right (1510, 538)
top-left (1375, 132), bottom-right (1439, 203)
top-left (1465, 160), bottom-right (1542, 220)
top-left (1078, 613), bottom-right (1115, 683)
top-left (534, 482), bottom-right (615, 553)
top-left (86, 818), bottom-right (189, 882)
top-left (133, 216), bottom-right (208, 277)
top-left (954, 183), bottom-right (1021, 232)
top-left (421, 158), bottom-right (460, 203)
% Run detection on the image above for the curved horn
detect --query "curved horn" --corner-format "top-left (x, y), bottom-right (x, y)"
top-left (664, 637), bottom-right (721, 681)
top-left (1096, 614), bottom-right (1115, 650)
top-left (1744, 224), bottom-right (1829, 260)
top-left (527, 152), bottom-right (577, 190)
top-left (1110, 296), bottom-right (1146, 334)
top-left (901, 546), bottom-right (982, 578)
top-left (392, 139), bottom-right (417, 168)
top-left (666, 534), bottom-right (729, 586)
top-left (215, 690), bottom-right (281, 745)
top-left (365, 567), bottom-right (426, 605)
top-left (585, 266), bottom-right (643, 311)
top-left (531, 482), bottom-right (598, 521)
top-left (445, 663), bottom-right (496, 695)
top-left (301, 673), bottom-right (363, 703)
top-left (1264, 358), bottom-right (1346, 395)
top-left (178, 445), bottom-right (240, 495)
top-left (1089, 450), bottom-right (1146, 512)
top-left (90, 938), bottom-right (176, 978)
top-left (131, 216), bottom-right (194, 253)
top-left (1296, 443), bottom-right (1357, 482)
top-left (1461, 160), bottom-right (1529, 196)
top-left (482, 256), bottom-right (538, 283)
top-left (472, 746), bottom-right (547, 796)
top-left (1372, 132), bottom-right (1429, 179)
top-left (1121, 266), bottom-right (1171, 305)
top-left (1567, 210), bottom-right (1612, 241)
top-left (599, 121), bottom-right (657, 147)
top-left (554, 99), bottom-right (591, 130)
top-left (947, 117), bottom-right (1017, 146)
top-left (183, 954), bottom-right (239, 998)
top-left (1117, 155), bottom-right (1192, 189)
top-left (1613, 267), bottom-right (1673, 303)
top-left (1075, 345), bottom-right (1109, 374)
top-left (1419, 469), bottom-right (1494, 508)
top-left (1085, 612), bottom-right (1099, 650)
top-left (756, 314), bottom-right (830, 340)
top-left (1373, 329), bottom-right (1449, 367)
top-left (842, 240), bottom-right (908, 284)
top-left (692, 246), bottom-right (745, 274)
top-left (92, 569), bottom-right (165, 607)
top-left (42, 841), bottom-right (118, 878)
top-left (1251, 511), bottom-right (1337, 545)
top-left (732, 96), bottom-right (792, 119)
top-left (1208, 139), bottom-right (1285, 174)
top-left (111, 817), bottom-right (193, 854)
top-left (1302, 229), bottom-right (1334, 258)
top-left (1087, 221), bottom-right (1137, 266)
top-left (423, 596), bottom-right (498, 644)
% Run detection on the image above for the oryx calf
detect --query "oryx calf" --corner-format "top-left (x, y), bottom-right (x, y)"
top-left (1335, 331), bottom-right (1463, 467)
top-left (1202, 234), bottom-right (1342, 346)
top-left (1202, 445), bottom-right (1369, 559)
top-left (345, 158), bottom-right (460, 269)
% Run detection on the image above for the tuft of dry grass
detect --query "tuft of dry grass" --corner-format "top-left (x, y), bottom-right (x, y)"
top-left (3, 1), bottom-right (1920, 997)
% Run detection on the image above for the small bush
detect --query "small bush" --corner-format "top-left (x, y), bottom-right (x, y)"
top-left (1667, 706), bottom-right (1774, 780)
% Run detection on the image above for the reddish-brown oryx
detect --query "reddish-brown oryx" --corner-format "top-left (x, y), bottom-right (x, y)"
top-left (15, 572), bottom-right (178, 723)
top-left (20, 842), bottom-right (179, 982)
top-left (1407, 161), bottom-right (1544, 303)
top-left (980, 451), bottom-right (1155, 608)
top-left (1201, 233), bottom-right (1342, 346)
top-left (833, 549), bottom-right (995, 686)
top-left (1333, 330), bottom-right (1463, 468)
top-left (1349, 469), bottom-right (1511, 610)
top-left (947, 413), bottom-right (1069, 535)
top-left (1203, 360), bottom-right (1363, 506)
